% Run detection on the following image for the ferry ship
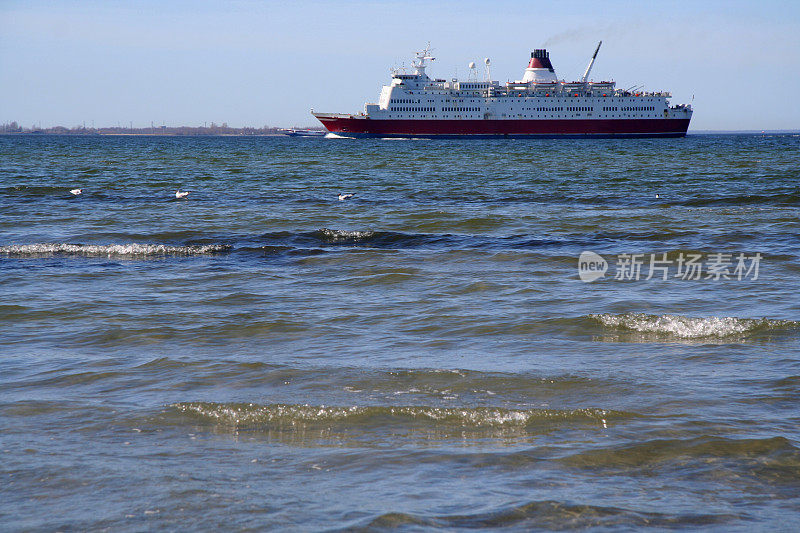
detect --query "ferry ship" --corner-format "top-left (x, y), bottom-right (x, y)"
top-left (312, 43), bottom-right (692, 138)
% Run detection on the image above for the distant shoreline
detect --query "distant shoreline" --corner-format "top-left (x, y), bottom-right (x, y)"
top-left (0, 124), bottom-right (324, 136)
top-left (0, 132), bottom-right (290, 137)
top-left (82, 133), bottom-right (286, 137)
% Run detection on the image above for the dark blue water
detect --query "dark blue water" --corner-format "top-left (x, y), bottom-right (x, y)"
top-left (2, 134), bottom-right (799, 531)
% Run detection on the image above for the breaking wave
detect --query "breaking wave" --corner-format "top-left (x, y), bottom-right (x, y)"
top-left (172, 402), bottom-right (619, 428)
top-left (313, 228), bottom-right (375, 242)
top-left (0, 243), bottom-right (232, 257)
top-left (589, 313), bottom-right (798, 339)
top-left (1, 230), bottom-right (590, 258)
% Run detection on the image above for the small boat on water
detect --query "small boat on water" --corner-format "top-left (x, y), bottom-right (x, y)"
top-left (278, 128), bottom-right (326, 137)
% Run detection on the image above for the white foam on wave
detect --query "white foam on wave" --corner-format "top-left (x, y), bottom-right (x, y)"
top-left (0, 243), bottom-right (232, 257)
top-left (590, 313), bottom-right (795, 339)
top-left (174, 402), bottom-right (612, 427)
top-left (317, 228), bottom-right (375, 241)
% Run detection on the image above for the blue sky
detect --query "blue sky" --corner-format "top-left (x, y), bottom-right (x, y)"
top-left (1, 0), bottom-right (799, 130)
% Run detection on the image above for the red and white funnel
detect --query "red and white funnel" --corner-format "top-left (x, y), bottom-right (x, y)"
top-left (521, 49), bottom-right (558, 83)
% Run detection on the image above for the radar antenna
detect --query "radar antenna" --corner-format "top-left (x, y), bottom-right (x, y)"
top-left (484, 57), bottom-right (491, 82)
top-left (412, 42), bottom-right (436, 76)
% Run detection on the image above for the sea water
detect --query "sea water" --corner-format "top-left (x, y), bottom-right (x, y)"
top-left (1, 134), bottom-right (799, 530)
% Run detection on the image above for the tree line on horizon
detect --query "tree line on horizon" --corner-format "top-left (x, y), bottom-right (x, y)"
top-left (0, 122), bottom-right (322, 135)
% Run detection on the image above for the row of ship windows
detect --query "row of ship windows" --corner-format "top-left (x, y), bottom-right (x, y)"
top-left (393, 96), bottom-right (661, 104)
top-left (603, 106), bottom-right (656, 111)
top-left (387, 107), bottom-right (658, 118)
top-left (384, 114), bottom-right (657, 118)
top-left (388, 101), bottom-right (661, 112)
top-left (390, 107), bottom-right (436, 112)
top-left (389, 112), bottom-right (672, 118)
top-left (388, 105), bottom-right (660, 113)
top-left (390, 106), bottom-right (574, 112)
top-left (390, 105), bottom-right (660, 112)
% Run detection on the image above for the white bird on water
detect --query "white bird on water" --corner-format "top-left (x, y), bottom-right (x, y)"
top-left (175, 190), bottom-right (190, 199)
top-left (70, 188), bottom-right (82, 195)
top-left (338, 193), bottom-right (354, 201)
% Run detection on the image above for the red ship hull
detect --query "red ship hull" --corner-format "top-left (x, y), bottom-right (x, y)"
top-left (314, 116), bottom-right (691, 138)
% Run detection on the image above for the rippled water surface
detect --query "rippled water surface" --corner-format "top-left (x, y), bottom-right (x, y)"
top-left (2, 134), bottom-right (799, 531)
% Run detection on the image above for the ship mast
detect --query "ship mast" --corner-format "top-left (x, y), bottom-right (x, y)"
top-left (581, 41), bottom-right (602, 83)
top-left (412, 42), bottom-right (435, 77)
